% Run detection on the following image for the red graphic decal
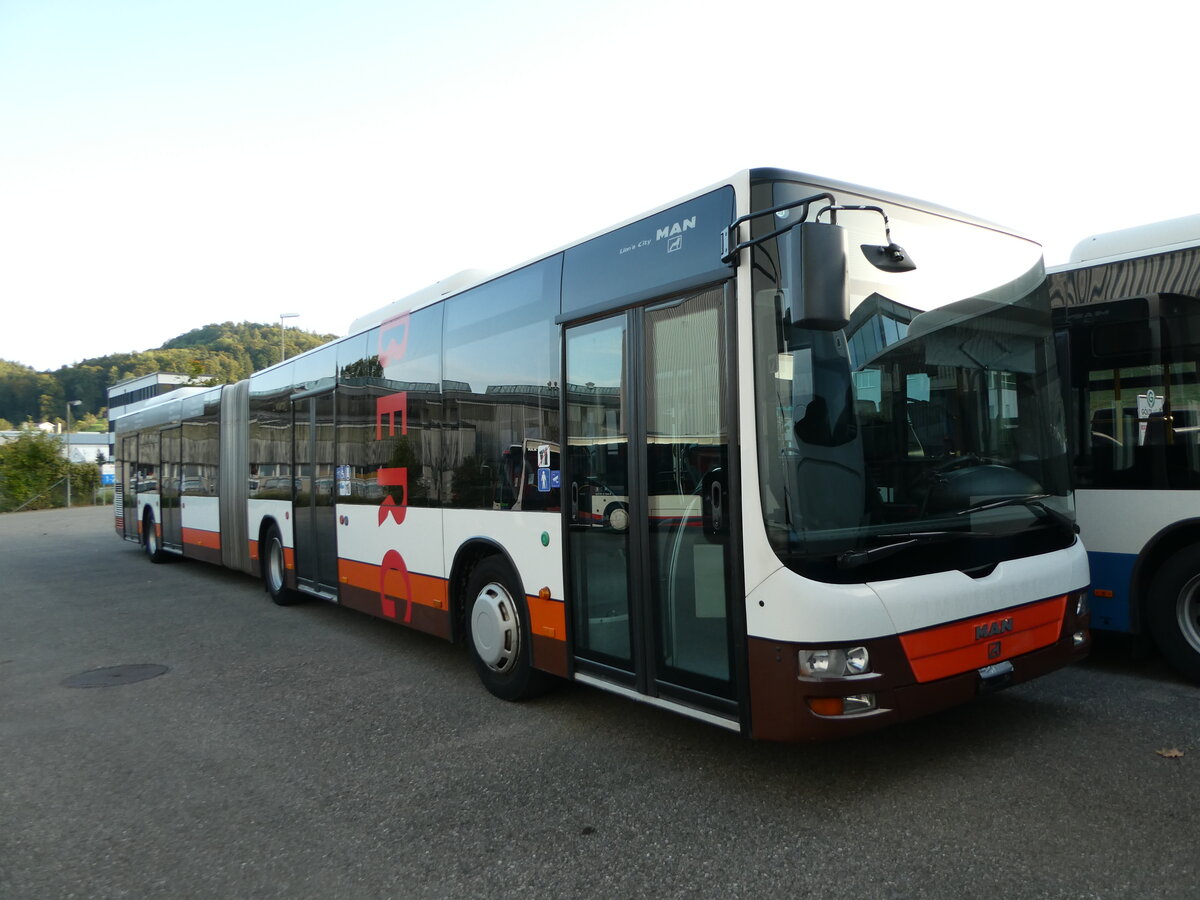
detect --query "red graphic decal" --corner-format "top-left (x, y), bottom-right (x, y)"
top-left (376, 467), bottom-right (408, 525)
top-left (379, 312), bottom-right (411, 370)
top-left (375, 391), bottom-right (409, 440)
top-left (379, 549), bottom-right (413, 623)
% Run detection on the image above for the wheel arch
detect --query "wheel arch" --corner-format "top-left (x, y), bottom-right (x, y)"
top-left (448, 538), bottom-right (526, 644)
top-left (1132, 517), bottom-right (1200, 633)
top-left (251, 514), bottom-right (285, 577)
top-left (140, 502), bottom-right (160, 546)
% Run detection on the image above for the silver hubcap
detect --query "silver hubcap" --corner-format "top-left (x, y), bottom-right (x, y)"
top-left (1178, 574), bottom-right (1200, 653)
top-left (608, 506), bottom-right (629, 532)
top-left (146, 522), bottom-right (157, 554)
top-left (268, 538), bottom-right (285, 593)
top-left (471, 581), bottom-right (519, 673)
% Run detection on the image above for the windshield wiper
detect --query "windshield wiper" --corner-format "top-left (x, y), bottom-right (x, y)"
top-left (836, 530), bottom-right (977, 570)
top-left (955, 494), bottom-right (1075, 530)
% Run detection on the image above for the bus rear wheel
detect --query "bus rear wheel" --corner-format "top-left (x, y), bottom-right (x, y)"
top-left (1147, 547), bottom-right (1200, 683)
top-left (263, 524), bottom-right (301, 606)
top-left (605, 503), bottom-right (629, 532)
top-left (465, 557), bottom-right (553, 701)
top-left (143, 511), bottom-right (167, 564)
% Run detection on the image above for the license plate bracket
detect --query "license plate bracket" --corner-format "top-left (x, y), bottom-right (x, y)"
top-left (977, 660), bottom-right (1014, 693)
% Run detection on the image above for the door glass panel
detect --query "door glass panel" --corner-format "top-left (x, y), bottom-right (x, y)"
top-left (567, 318), bottom-right (632, 669)
top-left (161, 427), bottom-right (182, 547)
top-left (294, 394), bottom-right (339, 592)
top-left (645, 289), bottom-right (734, 697)
top-left (122, 436), bottom-right (138, 539)
top-left (293, 400), bottom-right (314, 582)
top-left (313, 392), bottom-right (338, 588)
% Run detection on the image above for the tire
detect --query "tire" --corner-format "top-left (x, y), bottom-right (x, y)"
top-left (263, 524), bottom-right (302, 606)
top-left (465, 557), bottom-right (554, 701)
top-left (143, 510), bottom-right (167, 564)
top-left (1147, 547), bottom-right (1200, 683)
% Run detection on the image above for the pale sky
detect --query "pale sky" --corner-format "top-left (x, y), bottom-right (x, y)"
top-left (2, 0), bottom-right (1197, 371)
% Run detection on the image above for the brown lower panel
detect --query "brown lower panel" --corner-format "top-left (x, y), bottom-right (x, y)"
top-left (339, 581), bottom-right (452, 640)
top-left (183, 542), bottom-right (222, 566)
top-left (531, 633), bottom-right (569, 678)
top-left (747, 626), bottom-right (1088, 742)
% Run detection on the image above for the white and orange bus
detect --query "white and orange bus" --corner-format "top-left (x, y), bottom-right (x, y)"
top-left (114, 168), bottom-right (1090, 740)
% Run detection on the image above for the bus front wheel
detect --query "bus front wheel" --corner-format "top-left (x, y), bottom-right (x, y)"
top-left (465, 557), bottom-right (553, 701)
top-left (1147, 547), bottom-right (1200, 683)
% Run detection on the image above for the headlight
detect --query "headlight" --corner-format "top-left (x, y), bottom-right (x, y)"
top-left (799, 648), bottom-right (835, 676)
top-left (845, 646), bottom-right (870, 674)
top-left (799, 646), bottom-right (871, 677)
top-left (1076, 591), bottom-right (1089, 617)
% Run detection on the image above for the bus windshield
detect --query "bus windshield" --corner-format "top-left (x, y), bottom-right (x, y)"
top-left (754, 218), bottom-right (1075, 583)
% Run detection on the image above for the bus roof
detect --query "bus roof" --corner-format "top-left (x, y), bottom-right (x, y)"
top-left (344, 167), bottom-right (1035, 336)
top-left (1063, 214), bottom-right (1200, 267)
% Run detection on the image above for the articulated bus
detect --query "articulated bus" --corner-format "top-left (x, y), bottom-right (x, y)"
top-left (1050, 215), bottom-right (1200, 682)
top-left (114, 168), bottom-right (1090, 741)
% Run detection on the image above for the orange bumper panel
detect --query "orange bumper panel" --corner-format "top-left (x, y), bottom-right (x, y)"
top-left (899, 595), bottom-right (1069, 683)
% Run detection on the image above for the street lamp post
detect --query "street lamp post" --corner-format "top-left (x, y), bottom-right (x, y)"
top-left (280, 312), bottom-right (299, 362)
top-left (65, 399), bottom-right (81, 508)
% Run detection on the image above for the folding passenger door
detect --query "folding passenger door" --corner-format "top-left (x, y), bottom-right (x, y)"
top-left (292, 391), bottom-right (339, 596)
top-left (565, 286), bottom-right (739, 718)
top-left (159, 425), bottom-right (183, 551)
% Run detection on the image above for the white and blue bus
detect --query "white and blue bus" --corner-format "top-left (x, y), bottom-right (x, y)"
top-left (1050, 215), bottom-right (1200, 682)
top-left (114, 169), bottom-right (1090, 740)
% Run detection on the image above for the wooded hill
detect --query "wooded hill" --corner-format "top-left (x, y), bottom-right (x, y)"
top-left (0, 321), bottom-right (338, 427)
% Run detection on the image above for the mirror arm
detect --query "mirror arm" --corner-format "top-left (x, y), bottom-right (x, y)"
top-left (817, 203), bottom-right (892, 240)
top-left (721, 192), bottom-right (837, 264)
top-left (818, 203), bottom-right (916, 272)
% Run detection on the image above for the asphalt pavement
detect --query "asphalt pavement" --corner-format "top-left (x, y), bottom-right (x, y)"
top-left (1, 506), bottom-right (1197, 899)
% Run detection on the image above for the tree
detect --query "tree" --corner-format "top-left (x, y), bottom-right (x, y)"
top-left (0, 322), bottom-right (338, 425)
top-left (66, 458), bottom-right (100, 502)
top-left (38, 391), bottom-right (64, 423)
top-left (0, 362), bottom-right (58, 424)
top-left (0, 431), bottom-right (67, 511)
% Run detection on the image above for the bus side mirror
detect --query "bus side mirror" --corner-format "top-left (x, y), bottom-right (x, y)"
top-left (779, 222), bottom-right (850, 331)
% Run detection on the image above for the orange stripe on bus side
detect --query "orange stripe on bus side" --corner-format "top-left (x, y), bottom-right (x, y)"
top-left (182, 527), bottom-right (222, 551)
top-left (336, 559), bottom-right (567, 641)
top-left (898, 595), bottom-right (1067, 683)
top-left (338, 559), bottom-right (449, 610)
top-left (231, 537), bottom-right (566, 643)
top-left (527, 592), bottom-right (566, 640)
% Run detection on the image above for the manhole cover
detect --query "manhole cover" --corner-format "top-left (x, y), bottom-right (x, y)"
top-left (63, 664), bottom-right (170, 688)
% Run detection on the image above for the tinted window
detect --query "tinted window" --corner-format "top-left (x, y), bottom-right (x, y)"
top-left (248, 363), bottom-right (293, 500)
top-left (337, 305), bottom-right (443, 507)
top-left (292, 343), bottom-right (337, 393)
top-left (182, 394), bottom-right (220, 496)
top-left (1072, 310), bottom-right (1200, 490)
top-left (443, 258), bottom-right (561, 510)
top-left (136, 429), bottom-right (159, 493)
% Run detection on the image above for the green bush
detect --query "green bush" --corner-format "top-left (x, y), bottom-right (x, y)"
top-left (0, 431), bottom-right (66, 511)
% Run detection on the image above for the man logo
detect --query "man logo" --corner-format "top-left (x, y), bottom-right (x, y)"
top-left (975, 617), bottom-right (1014, 640)
top-left (655, 217), bottom-right (696, 241)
